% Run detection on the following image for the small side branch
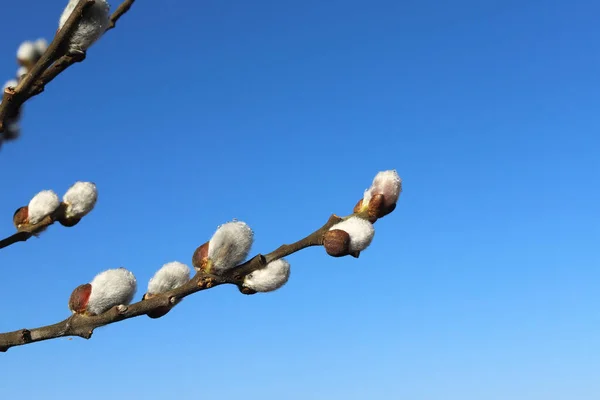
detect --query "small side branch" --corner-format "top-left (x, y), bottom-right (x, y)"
top-left (0, 0), bottom-right (137, 132)
top-left (0, 0), bottom-right (95, 132)
top-left (107, 0), bottom-right (135, 30)
top-left (0, 232), bottom-right (33, 250)
top-left (0, 210), bottom-right (64, 250)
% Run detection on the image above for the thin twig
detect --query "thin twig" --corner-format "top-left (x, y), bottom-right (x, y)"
top-left (107, 0), bottom-right (135, 30)
top-left (0, 209), bottom-right (66, 250)
top-left (0, 0), bottom-right (137, 131)
top-left (0, 214), bottom-right (346, 352)
top-left (29, 55), bottom-right (78, 97)
top-left (31, 0), bottom-right (137, 94)
top-left (0, 0), bottom-right (95, 132)
top-left (0, 232), bottom-right (33, 250)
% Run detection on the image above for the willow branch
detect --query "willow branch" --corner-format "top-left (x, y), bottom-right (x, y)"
top-left (107, 0), bottom-right (135, 30)
top-left (29, 56), bottom-right (79, 97)
top-left (0, 206), bottom-right (69, 250)
top-left (0, 0), bottom-right (94, 131)
top-left (32, 0), bottom-right (137, 94)
top-left (0, 0), bottom-right (137, 130)
top-left (0, 214), bottom-right (346, 352)
top-left (0, 232), bottom-right (33, 250)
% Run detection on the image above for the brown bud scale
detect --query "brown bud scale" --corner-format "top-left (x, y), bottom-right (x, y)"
top-left (192, 242), bottom-right (209, 271)
top-left (68, 284), bottom-right (92, 314)
top-left (239, 286), bottom-right (257, 295)
top-left (147, 306), bottom-right (173, 319)
top-left (353, 199), bottom-right (363, 214)
top-left (58, 216), bottom-right (81, 227)
top-left (367, 194), bottom-right (385, 222)
top-left (323, 229), bottom-right (351, 257)
top-left (380, 202), bottom-right (397, 217)
top-left (13, 206), bottom-right (28, 229)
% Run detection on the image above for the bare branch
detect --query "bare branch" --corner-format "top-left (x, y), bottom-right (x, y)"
top-left (0, 232), bottom-right (33, 250)
top-left (107, 0), bottom-right (135, 30)
top-left (0, 0), bottom-right (137, 132)
top-left (0, 214), bottom-right (348, 352)
top-left (0, 214), bottom-right (57, 250)
top-left (28, 55), bottom-right (78, 97)
top-left (0, 189), bottom-right (97, 250)
top-left (0, 0), bottom-right (95, 132)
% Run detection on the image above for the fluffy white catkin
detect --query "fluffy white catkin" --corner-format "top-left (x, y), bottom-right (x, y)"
top-left (28, 190), bottom-right (60, 224)
top-left (329, 217), bottom-right (375, 252)
top-left (87, 268), bottom-right (137, 315)
top-left (148, 262), bottom-right (191, 295)
top-left (244, 259), bottom-right (291, 292)
top-left (59, 0), bottom-right (110, 52)
top-left (34, 38), bottom-right (48, 55)
top-left (16, 41), bottom-right (37, 63)
top-left (208, 221), bottom-right (254, 273)
top-left (63, 181), bottom-right (98, 219)
top-left (3, 80), bottom-right (18, 92)
top-left (17, 66), bottom-right (29, 78)
top-left (363, 170), bottom-right (402, 208)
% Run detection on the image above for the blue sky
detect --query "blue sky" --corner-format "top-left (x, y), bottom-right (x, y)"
top-left (1, 0), bottom-right (599, 398)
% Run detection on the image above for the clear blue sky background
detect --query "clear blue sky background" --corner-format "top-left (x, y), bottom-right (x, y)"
top-left (1, 0), bottom-right (599, 399)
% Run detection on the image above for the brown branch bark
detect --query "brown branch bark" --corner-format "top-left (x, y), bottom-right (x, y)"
top-left (32, 0), bottom-right (137, 95)
top-left (107, 0), bottom-right (135, 30)
top-left (0, 205), bottom-right (72, 250)
top-left (0, 0), bottom-right (95, 132)
top-left (0, 0), bottom-right (136, 131)
top-left (0, 218), bottom-right (54, 250)
top-left (0, 0), bottom-right (139, 245)
top-left (0, 214), bottom-right (346, 352)
top-left (0, 232), bottom-right (33, 250)
top-left (28, 55), bottom-right (79, 97)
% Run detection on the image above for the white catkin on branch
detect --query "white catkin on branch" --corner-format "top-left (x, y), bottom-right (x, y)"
top-left (33, 38), bottom-right (48, 55)
top-left (86, 268), bottom-right (137, 315)
top-left (3, 80), bottom-right (18, 92)
top-left (28, 190), bottom-right (60, 224)
top-left (243, 259), bottom-right (291, 292)
top-left (59, 0), bottom-right (110, 53)
top-left (63, 181), bottom-right (98, 219)
top-left (207, 221), bottom-right (254, 273)
top-left (17, 67), bottom-right (29, 79)
top-left (329, 217), bottom-right (375, 252)
top-left (147, 262), bottom-right (191, 295)
top-left (16, 41), bottom-right (37, 65)
top-left (362, 170), bottom-right (402, 209)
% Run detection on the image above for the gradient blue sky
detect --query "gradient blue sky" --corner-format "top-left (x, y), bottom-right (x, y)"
top-left (1, 0), bottom-right (599, 399)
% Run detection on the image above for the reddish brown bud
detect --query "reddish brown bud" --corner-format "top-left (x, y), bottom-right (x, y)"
top-left (323, 229), bottom-right (351, 257)
top-left (147, 306), bottom-right (173, 319)
top-left (143, 293), bottom-right (177, 318)
top-left (366, 194), bottom-right (385, 222)
top-left (192, 242), bottom-right (210, 272)
top-left (353, 199), bottom-right (363, 214)
top-left (355, 194), bottom-right (395, 222)
top-left (367, 194), bottom-right (397, 219)
top-left (13, 206), bottom-right (28, 229)
top-left (239, 286), bottom-right (257, 295)
top-left (55, 202), bottom-right (80, 227)
top-left (380, 202), bottom-right (396, 217)
top-left (58, 216), bottom-right (81, 227)
top-left (68, 283), bottom-right (92, 314)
